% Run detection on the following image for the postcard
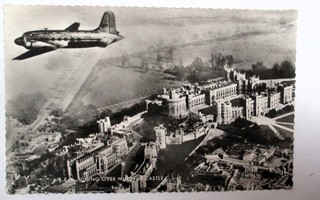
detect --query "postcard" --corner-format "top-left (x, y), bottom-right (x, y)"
top-left (4, 5), bottom-right (296, 194)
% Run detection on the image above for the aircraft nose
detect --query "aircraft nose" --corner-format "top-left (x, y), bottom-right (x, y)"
top-left (14, 37), bottom-right (24, 46)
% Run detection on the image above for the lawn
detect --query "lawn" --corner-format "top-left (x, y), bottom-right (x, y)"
top-left (32, 144), bottom-right (48, 155)
top-left (274, 126), bottom-right (294, 140)
top-left (276, 114), bottom-right (295, 123)
top-left (276, 123), bottom-right (294, 129)
top-left (260, 125), bottom-right (279, 140)
top-left (69, 65), bottom-right (184, 112)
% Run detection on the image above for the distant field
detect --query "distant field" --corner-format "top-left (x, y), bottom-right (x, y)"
top-left (174, 29), bottom-right (296, 69)
top-left (68, 65), bottom-right (184, 112)
top-left (68, 21), bottom-right (297, 113)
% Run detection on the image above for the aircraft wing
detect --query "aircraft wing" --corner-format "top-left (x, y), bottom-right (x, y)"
top-left (13, 47), bottom-right (57, 60)
top-left (65, 22), bottom-right (80, 31)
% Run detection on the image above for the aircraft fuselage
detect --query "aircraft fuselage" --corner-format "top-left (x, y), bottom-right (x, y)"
top-left (15, 30), bottom-right (124, 50)
top-left (13, 11), bottom-right (123, 60)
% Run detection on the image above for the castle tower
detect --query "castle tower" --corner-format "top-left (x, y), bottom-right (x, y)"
top-left (154, 124), bottom-right (167, 149)
top-left (97, 117), bottom-right (111, 133)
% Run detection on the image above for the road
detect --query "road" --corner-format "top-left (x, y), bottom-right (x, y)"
top-left (7, 51), bottom-right (103, 155)
top-left (27, 53), bottom-right (100, 133)
top-left (98, 94), bottom-right (155, 112)
top-left (273, 112), bottom-right (295, 120)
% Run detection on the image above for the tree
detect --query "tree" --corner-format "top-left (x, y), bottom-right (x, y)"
top-left (280, 60), bottom-right (295, 78)
top-left (50, 109), bottom-right (64, 117)
top-left (140, 58), bottom-right (148, 72)
top-left (190, 57), bottom-right (204, 69)
top-left (252, 62), bottom-right (265, 71)
top-left (209, 53), bottom-right (216, 67)
top-left (167, 46), bottom-right (175, 62)
top-left (7, 92), bottom-right (47, 125)
top-left (215, 54), bottom-right (222, 68)
top-left (121, 54), bottom-right (129, 67)
top-left (272, 63), bottom-right (281, 78)
top-left (100, 109), bottom-right (113, 119)
top-left (226, 55), bottom-right (234, 66)
top-left (266, 109), bottom-right (277, 118)
top-left (179, 57), bottom-right (184, 67)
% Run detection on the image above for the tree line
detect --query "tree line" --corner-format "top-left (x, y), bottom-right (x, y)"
top-left (164, 54), bottom-right (232, 83)
top-left (243, 60), bottom-right (295, 79)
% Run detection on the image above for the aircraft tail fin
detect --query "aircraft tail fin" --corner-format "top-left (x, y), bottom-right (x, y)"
top-left (96, 11), bottom-right (118, 34)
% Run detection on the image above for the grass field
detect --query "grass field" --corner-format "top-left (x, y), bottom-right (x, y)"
top-left (276, 123), bottom-right (294, 129)
top-left (68, 65), bottom-right (184, 112)
top-left (276, 114), bottom-right (295, 123)
top-left (260, 125), bottom-right (279, 139)
top-left (274, 126), bottom-right (294, 140)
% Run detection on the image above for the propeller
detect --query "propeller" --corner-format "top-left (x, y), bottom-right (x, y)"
top-left (23, 35), bottom-right (27, 45)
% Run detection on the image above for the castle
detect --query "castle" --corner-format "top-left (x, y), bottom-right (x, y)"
top-left (146, 66), bottom-right (294, 124)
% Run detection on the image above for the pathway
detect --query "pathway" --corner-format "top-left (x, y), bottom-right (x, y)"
top-left (276, 122), bottom-right (294, 126)
top-left (250, 112), bottom-right (295, 140)
top-left (273, 112), bottom-right (295, 120)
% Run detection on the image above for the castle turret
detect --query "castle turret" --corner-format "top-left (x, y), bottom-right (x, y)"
top-left (97, 117), bottom-right (111, 133)
top-left (154, 124), bottom-right (167, 149)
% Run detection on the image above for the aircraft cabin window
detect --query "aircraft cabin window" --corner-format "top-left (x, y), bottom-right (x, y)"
top-left (57, 38), bottom-right (61, 41)
top-left (70, 38), bottom-right (74, 41)
top-left (77, 38), bottom-right (81, 41)
top-left (52, 38), bottom-right (55, 41)
top-left (64, 38), bottom-right (68, 41)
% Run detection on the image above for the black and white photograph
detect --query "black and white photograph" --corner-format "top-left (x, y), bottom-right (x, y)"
top-left (4, 4), bottom-right (298, 194)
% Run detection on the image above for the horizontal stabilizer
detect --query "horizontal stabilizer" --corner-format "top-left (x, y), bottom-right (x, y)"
top-left (65, 22), bottom-right (80, 31)
top-left (100, 38), bottom-right (113, 46)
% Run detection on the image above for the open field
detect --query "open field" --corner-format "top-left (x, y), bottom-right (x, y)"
top-left (68, 65), bottom-right (184, 112)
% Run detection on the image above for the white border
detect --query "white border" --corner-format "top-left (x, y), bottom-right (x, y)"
top-left (1, 0), bottom-right (320, 200)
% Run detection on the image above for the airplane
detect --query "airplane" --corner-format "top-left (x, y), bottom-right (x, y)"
top-left (13, 11), bottom-right (124, 60)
